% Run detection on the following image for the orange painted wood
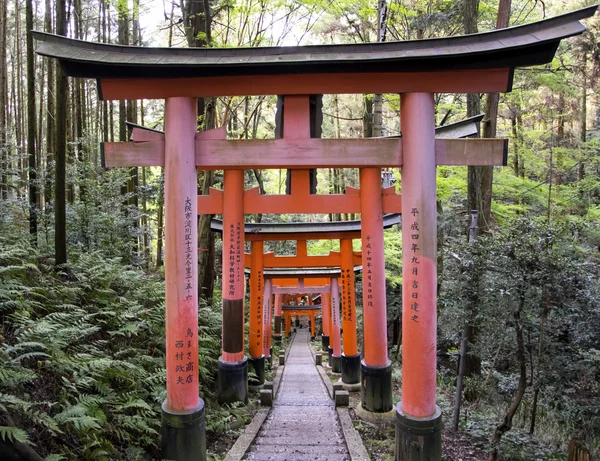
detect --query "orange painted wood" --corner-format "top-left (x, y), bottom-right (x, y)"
top-left (249, 241), bottom-right (265, 359)
top-left (331, 278), bottom-right (342, 358)
top-left (98, 68), bottom-right (512, 100)
top-left (221, 170), bottom-right (246, 363)
top-left (102, 141), bottom-right (164, 167)
top-left (262, 279), bottom-right (272, 358)
top-left (104, 137), bottom-right (507, 169)
top-left (340, 238), bottom-right (358, 357)
top-left (245, 231), bottom-right (362, 242)
top-left (401, 92), bottom-right (438, 418)
top-left (322, 292), bottom-right (331, 338)
top-left (361, 167), bottom-right (389, 368)
top-left (163, 97), bottom-right (199, 412)
top-left (244, 250), bottom-right (361, 269)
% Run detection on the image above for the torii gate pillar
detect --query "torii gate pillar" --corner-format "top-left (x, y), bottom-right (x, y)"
top-left (161, 97), bottom-right (206, 460)
top-left (330, 278), bottom-right (342, 373)
top-left (340, 238), bottom-right (360, 386)
top-left (217, 170), bottom-right (248, 404)
top-left (360, 168), bottom-right (392, 412)
top-left (396, 93), bottom-right (442, 460)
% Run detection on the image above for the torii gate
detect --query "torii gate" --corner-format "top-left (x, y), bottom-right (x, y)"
top-left (35, 6), bottom-right (596, 460)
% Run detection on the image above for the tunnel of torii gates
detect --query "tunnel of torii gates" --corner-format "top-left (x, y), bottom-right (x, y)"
top-left (34, 5), bottom-right (595, 460)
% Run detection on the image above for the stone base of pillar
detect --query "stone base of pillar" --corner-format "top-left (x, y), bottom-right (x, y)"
top-left (328, 346), bottom-right (333, 366)
top-left (248, 356), bottom-right (266, 386)
top-left (341, 353), bottom-right (361, 385)
top-left (217, 357), bottom-right (248, 405)
top-left (321, 335), bottom-right (330, 352)
top-left (361, 360), bottom-right (393, 412)
top-left (161, 400), bottom-right (206, 461)
top-left (395, 404), bottom-right (442, 461)
top-left (331, 355), bottom-right (342, 373)
top-left (272, 334), bottom-right (282, 344)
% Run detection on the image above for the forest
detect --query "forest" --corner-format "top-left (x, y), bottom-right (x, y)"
top-left (0, 0), bottom-right (599, 459)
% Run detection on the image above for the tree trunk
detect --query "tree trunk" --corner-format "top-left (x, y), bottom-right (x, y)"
top-left (26, 0), bottom-right (37, 243)
top-left (579, 53), bottom-right (586, 180)
top-left (0, 0), bottom-right (8, 200)
top-left (54, 0), bottom-right (68, 265)
top-left (489, 292), bottom-right (528, 460)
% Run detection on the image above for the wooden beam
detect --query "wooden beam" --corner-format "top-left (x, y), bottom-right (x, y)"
top-left (103, 138), bottom-right (508, 169)
top-left (98, 68), bottom-right (512, 100)
top-left (243, 251), bottom-right (362, 269)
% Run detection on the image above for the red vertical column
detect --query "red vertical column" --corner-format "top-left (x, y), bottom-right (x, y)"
top-left (341, 238), bottom-right (360, 385)
top-left (360, 167), bottom-right (392, 412)
top-left (249, 240), bottom-right (265, 384)
top-left (273, 293), bottom-right (283, 343)
top-left (262, 279), bottom-right (272, 359)
top-left (217, 169), bottom-right (248, 404)
top-left (330, 278), bottom-right (342, 373)
top-left (164, 97), bottom-right (199, 412)
top-left (396, 92), bottom-right (442, 460)
top-left (321, 291), bottom-right (331, 352)
top-left (162, 97), bottom-right (205, 458)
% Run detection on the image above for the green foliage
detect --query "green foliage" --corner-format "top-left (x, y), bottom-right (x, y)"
top-left (0, 240), bottom-right (226, 459)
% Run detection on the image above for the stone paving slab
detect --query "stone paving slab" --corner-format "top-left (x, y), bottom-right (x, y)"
top-left (244, 329), bottom-right (351, 461)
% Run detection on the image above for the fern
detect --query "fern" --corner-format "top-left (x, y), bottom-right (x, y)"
top-left (0, 425), bottom-right (30, 443)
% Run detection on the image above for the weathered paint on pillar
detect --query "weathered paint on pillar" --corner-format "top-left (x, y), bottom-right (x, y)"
top-left (400, 92), bottom-right (437, 418)
top-left (222, 170), bottom-right (245, 363)
top-left (360, 167), bottom-right (388, 368)
top-left (340, 238), bottom-right (358, 357)
top-left (250, 240), bottom-right (265, 359)
top-left (322, 291), bottom-right (331, 338)
top-left (274, 294), bottom-right (283, 339)
top-left (164, 97), bottom-right (199, 412)
top-left (262, 279), bottom-right (272, 358)
top-left (310, 312), bottom-right (315, 338)
top-left (331, 278), bottom-right (342, 358)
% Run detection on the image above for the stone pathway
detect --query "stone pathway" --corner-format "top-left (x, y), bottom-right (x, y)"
top-left (244, 329), bottom-right (350, 460)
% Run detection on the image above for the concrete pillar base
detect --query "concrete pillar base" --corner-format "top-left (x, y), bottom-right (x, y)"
top-left (361, 360), bottom-right (393, 412)
top-left (161, 400), bottom-right (206, 461)
top-left (321, 335), bottom-right (330, 352)
top-left (217, 357), bottom-right (248, 405)
top-left (248, 356), bottom-right (266, 386)
top-left (395, 404), bottom-right (442, 461)
top-left (331, 355), bottom-right (342, 373)
top-left (272, 334), bottom-right (282, 344)
top-left (341, 353), bottom-right (361, 385)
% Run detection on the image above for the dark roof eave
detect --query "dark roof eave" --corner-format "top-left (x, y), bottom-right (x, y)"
top-left (32, 5), bottom-right (597, 79)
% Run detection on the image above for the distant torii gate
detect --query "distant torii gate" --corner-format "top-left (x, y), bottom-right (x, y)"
top-left (35, 6), bottom-right (595, 460)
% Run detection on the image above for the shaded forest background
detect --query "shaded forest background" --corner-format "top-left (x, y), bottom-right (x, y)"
top-left (0, 0), bottom-right (599, 459)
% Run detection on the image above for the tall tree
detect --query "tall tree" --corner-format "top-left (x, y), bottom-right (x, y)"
top-left (26, 0), bottom-right (38, 241)
top-left (0, 0), bottom-right (7, 200)
top-left (55, 0), bottom-right (68, 264)
top-left (474, 0), bottom-right (511, 233)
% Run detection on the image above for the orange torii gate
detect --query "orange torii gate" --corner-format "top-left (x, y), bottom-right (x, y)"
top-left (35, 7), bottom-right (596, 460)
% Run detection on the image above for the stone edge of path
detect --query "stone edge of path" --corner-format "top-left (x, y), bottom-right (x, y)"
top-left (316, 364), bottom-right (335, 399)
top-left (337, 407), bottom-right (372, 461)
top-left (224, 407), bottom-right (270, 461)
top-left (314, 346), bottom-right (371, 461)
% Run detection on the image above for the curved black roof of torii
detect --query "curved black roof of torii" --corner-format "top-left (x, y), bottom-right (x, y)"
top-left (33, 6), bottom-right (596, 79)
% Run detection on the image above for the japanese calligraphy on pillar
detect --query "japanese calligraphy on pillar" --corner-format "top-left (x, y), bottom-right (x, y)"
top-left (409, 207), bottom-right (420, 323)
top-left (228, 224), bottom-right (235, 296)
top-left (332, 281), bottom-right (340, 328)
top-left (173, 327), bottom-right (196, 385)
top-left (236, 223), bottom-right (242, 282)
top-left (184, 197), bottom-right (193, 301)
top-left (256, 269), bottom-right (263, 348)
top-left (365, 235), bottom-right (373, 311)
